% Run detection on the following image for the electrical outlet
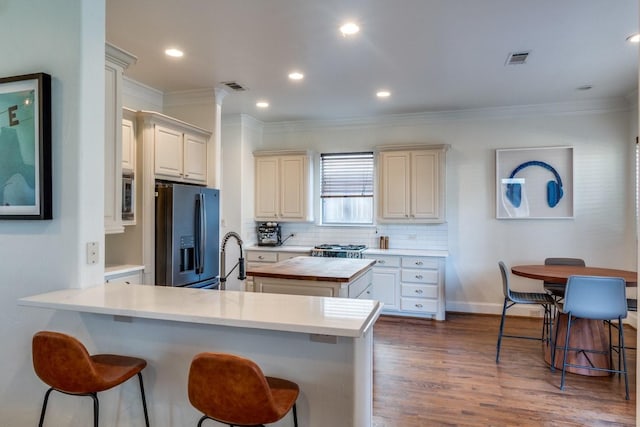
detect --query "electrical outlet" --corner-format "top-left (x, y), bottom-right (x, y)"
top-left (87, 242), bottom-right (99, 265)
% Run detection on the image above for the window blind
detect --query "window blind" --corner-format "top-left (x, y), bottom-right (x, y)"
top-left (320, 152), bottom-right (374, 198)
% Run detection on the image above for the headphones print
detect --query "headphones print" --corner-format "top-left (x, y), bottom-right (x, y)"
top-left (505, 160), bottom-right (564, 208)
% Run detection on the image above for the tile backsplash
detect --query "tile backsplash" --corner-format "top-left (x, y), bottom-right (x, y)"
top-left (259, 222), bottom-right (448, 251)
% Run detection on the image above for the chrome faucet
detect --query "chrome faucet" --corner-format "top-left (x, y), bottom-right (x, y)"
top-left (219, 231), bottom-right (246, 290)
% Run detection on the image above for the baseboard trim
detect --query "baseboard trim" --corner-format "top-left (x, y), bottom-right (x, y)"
top-left (446, 301), bottom-right (637, 328)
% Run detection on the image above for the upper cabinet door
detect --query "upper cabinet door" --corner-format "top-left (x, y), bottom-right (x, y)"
top-left (121, 116), bottom-right (135, 173)
top-left (279, 155), bottom-right (307, 219)
top-left (411, 150), bottom-right (439, 219)
top-left (255, 156), bottom-right (279, 220)
top-left (183, 132), bottom-right (207, 183)
top-left (380, 151), bottom-right (411, 219)
top-left (154, 125), bottom-right (183, 178)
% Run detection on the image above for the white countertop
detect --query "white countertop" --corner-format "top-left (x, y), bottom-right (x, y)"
top-left (104, 264), bottom-right (145, 277)
top-left (19, 283), bottom-right (382, 338)
top-left (363, 248), bottom-right (449, 257)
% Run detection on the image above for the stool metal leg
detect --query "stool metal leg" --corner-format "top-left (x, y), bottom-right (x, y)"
top-left (38, 388), bottom-right (54, 427)
top-left (90, 393), bottom-right (99, 427)
top-left (618, 317), bottom-right (630, 400)
top-left (560, 314), bottom-right (573, 390)
top-left (495, 298), bottom-right (508, 363)
top-left (293, 402), bottom-right (298, 427)
top-left (137, 373), bottom-right (150, 426)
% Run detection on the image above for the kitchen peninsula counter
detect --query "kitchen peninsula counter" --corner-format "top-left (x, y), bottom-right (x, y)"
top-left (19, 283), bottom-right (381, 426)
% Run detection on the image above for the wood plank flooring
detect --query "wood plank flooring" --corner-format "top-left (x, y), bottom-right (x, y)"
top-left (372, 313), bottom-right (636, 427)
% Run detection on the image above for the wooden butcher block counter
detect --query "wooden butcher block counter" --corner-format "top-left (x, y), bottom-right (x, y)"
top-left (247, 256), bottom-right (376, 298)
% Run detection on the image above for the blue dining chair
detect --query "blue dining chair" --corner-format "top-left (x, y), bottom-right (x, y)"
top-left (496, 261), bottom-right (555, 363)
top-left (554, 275), bottom-right (629, 400)
top-left (543, 257), bottom-right (585, 302)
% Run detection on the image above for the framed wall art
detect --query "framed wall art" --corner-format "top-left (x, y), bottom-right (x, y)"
top-left (496, 146), bottom-right (573, 219)
top-left (0, 73), bottom-right (52, 219)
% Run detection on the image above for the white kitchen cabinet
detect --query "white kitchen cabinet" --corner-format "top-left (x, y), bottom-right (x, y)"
top-left (254, 151), bottom-right (313, 222)
top-left (138, 111), bottom-right (211, 185)
top-left (378, 145), bottom-right (448, 223)
top-left (369, 255), bottom-right (400, 311)
top-left (365, 252), bottom-right (446, 320)
top-left (104, 265), bottom-right (144, 285)
top-left (104, 43), bottom-right (136, 234)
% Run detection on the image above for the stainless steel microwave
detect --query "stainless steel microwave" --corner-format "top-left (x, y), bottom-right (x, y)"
top-left (122, 171), bottom-right (134, 221)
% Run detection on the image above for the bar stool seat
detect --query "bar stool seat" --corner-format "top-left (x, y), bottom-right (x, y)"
top-left (32, 331), bottom-right (150, 427)
top-left (188, 352), bottom-right (299, 427)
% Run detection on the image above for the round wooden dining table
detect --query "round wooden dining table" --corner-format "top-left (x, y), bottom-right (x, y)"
top-left (511, 264), bottom-right (637, 376)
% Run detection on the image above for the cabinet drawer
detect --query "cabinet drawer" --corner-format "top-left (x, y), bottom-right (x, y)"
top-left (356, 284), bottom-right (374, 300)
top-left (401, 257), bottom-right (438, 269)
top-left (246, 251), bottom-right (278, 262)
top-left (401, 283), bottom-right (438, 299)
top-left (401, 269), bottom-right (438, 284)
top-left (246, 261), bottom-right (272, 270)
top-left (368, 255), bottom-right (400, 268)
top-left (348, 270), bottom-right (373, 298)
top-left (400, 297), bottom-right (438, 313)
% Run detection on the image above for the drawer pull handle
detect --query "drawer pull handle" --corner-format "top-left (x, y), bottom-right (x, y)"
top-left (415, 275), bottom-right (423, 279)
top-left (377, 260), bottom-right (385, 264)
top-left (415, 303), bottom-right (423, 308)
top-left (258, 255), bottom-right (264, 260)
top-left (415, 289), bottom-right (423, 294)
top-left (415, 261), bottom-right (423, 266)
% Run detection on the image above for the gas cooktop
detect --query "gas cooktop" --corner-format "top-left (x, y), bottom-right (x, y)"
top-left (314, 244), bottom-right (367, 251)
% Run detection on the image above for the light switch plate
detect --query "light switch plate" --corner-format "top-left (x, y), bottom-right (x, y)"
top-left (87, 242), bottom-right (99, 265)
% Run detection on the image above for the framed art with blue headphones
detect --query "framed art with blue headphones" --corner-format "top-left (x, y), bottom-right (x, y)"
top-left (496, 146), bottom-right (573, 219)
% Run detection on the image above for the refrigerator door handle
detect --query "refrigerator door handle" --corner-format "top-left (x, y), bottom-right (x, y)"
top-left (197, 193), bottom-right (206, 275)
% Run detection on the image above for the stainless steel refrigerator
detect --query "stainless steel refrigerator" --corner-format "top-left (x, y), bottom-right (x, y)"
top-left (155, 182), bottom-right (220, 288)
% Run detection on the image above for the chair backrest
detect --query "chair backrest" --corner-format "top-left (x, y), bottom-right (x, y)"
top-left (188, 352), bottom-right (281, 425)
top-left (32, 331), bottom-right (100, 394)
top-left (564, 275), bottom-right (627, 320)
top-left (544, 258), bottom-right (585, 285)
top-left (498, 261), bottom-right (512, 300)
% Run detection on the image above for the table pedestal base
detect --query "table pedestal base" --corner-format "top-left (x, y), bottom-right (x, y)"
top-left (544, 312), bottom-right (611, 376)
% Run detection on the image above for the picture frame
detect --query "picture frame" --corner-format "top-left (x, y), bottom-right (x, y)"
top-left (496, 146), bottom-right (573, 219)
top-left (0, 73), bottom-right (52, 219)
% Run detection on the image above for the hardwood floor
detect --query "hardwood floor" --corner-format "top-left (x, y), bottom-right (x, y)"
top-left (372, 313), bottom-right (636, 427)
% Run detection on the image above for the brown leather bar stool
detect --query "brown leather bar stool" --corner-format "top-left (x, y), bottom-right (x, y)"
top-left (32, 331), bottom-right (150, 427)
top-left (188, 352), bottom-right (299, 427)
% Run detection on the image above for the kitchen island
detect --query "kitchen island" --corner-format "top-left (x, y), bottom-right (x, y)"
top-left (247, 256), bottom-right (376, 298)
top-left (19, 283), bottom-right (382, 427)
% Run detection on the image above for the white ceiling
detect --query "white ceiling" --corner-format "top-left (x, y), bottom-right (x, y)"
top-left (106, 0), bottom-right (639, 123)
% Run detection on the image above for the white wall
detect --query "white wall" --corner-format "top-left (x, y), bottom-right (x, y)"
top-left (0, 0), bottom-right (106, 424)
top-left (249, 101), bottom-right (638, 315)
top-left (221, 114), bottom-right (261, 290)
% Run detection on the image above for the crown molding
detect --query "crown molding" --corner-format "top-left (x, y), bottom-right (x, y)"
top-left (262, 97), bottom-right (631, 134)
top-left (105, 43), bottom-right (137, 69)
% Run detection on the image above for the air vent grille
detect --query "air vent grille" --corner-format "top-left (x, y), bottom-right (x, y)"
top-left (220, 81), bottom-right (247, 92)
top-left (505, 51), bottom-right (530, 65)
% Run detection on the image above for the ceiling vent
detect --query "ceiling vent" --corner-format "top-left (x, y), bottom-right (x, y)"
top-left (220, 81), bottom-right (247, 92)
top-left (505, 51), bottom-right (530, 65)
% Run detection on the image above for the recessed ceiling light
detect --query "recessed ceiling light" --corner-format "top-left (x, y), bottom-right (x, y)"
top-left (340, 22), bottom-right (360, 36)
top-left (626, 33), bottom-right (640, 43)
top-left (376, 90), bottom-right (391, 98)
top-left (165, 48), bottom-right (184, 58)
top-left (288, 71), bottom-right (304, 80)
top-left (256, 101), bottom-right (269, 108)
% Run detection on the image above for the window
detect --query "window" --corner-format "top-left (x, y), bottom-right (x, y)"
top-left (321, 152), bottom-right (374, 224)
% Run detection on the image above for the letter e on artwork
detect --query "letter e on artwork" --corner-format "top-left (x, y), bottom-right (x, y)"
top-left (8, 105), bottom-right (19, 126)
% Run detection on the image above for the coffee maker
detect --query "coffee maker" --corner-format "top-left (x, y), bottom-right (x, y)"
top-left (257, 222), bottom-right (282, 246)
